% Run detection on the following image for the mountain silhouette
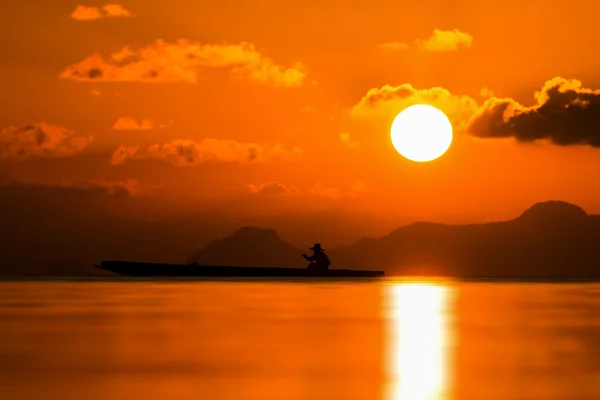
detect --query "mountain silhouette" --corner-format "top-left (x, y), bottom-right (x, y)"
top-left (515, 201), bottom-right (590, 227)
top-left (187, 226), bottom-right (306, 268)
top-left (189, 201), bottom-right (600, 279)
top-left (328, 200), bottom-right (600, 278)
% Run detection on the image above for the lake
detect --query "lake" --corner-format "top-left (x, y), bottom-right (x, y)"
top-left (1, 278), bottom-right (599, 399)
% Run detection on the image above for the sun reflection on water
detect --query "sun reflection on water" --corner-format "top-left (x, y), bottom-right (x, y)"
top-left (385, 282), bottom-right (453, 400)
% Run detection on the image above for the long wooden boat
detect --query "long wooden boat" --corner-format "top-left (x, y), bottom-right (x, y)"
top-left (95, 260), bottom-right (385, 278)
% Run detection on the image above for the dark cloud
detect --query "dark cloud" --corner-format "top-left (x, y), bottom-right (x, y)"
top-left (0, 122), bottom-right (92, 160)
top-left (70, 4), bottom-right (134, 21)
top-left (110, 139), bottom-right (302, 166)
top-left (468, 77), bottom-right (600, 147)
top-left (88, 68), bottom-right (103, 79)
top-left (0, 179), bottom-right (147, 199)
top-left (247, 181), bottom-right (299, 195)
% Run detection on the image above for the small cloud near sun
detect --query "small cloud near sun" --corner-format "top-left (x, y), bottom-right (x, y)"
top-left (113, 117), bottom-right (155, 131)
top-left (70, 4), bottom-right (134, 21)
top-left (340, 133), bottom-right (359, 149)
top-left (374, 29), bottom-right (473, 52)
top-left (480, 87), bottom-right (495, 98)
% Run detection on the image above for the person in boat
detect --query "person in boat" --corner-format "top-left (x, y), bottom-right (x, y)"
top-left (303, 243), bottom-right (331, 270)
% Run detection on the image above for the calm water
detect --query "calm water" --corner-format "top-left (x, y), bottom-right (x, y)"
top-left (1, 278), bottom-right (600, 400)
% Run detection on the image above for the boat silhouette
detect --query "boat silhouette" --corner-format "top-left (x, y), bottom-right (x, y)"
top-left (95, 260), bottom-right (385, 278)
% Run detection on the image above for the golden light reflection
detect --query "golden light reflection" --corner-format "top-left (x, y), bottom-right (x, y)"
top-left (385, 283), bottom-right (453, 400)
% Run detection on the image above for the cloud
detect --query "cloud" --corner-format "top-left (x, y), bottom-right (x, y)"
top-left (350, 83), bottom-right (479, 130)
top-left (69, 179), bottom-right (146, 197)
top-left (415, 29), bottom-right (473, 52)
top-left (373, 42), bottom-right (411, 52)
top-left (245, 181), bottom-right (366, 198)
top-left (0, 122), bottom-right (92, 161)
top-left (59, 39), bottom-right (307, 87)
top-left (373, 29), bottom-right (472, 52)
top-left (340, 132), bottom-right (359, 149)
top-left (247, 181), bottom-right (299, 195)
top-left (70, 5), bottom-right (102, 20)
top-left (0, 178), bottom-right (147, 198)
top-left (113, 117), bottom-right (155, 131)
top-left (467, 77), bottom-right (600, 147)
top-left (70, 4), bottom-right (134, 20)
top-left (111, 139), bottom-right (303, 166)
top-left (480, 86), bottom-right (495, 98)
top-left (102, 4), bottom-right (133, 17)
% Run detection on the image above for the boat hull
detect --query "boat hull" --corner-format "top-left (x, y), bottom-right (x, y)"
top-left (96, 261), bottom-right (385, 278)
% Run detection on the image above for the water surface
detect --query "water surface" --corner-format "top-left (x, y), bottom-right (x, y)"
top-left (1, 278), bottom-right (599, 399)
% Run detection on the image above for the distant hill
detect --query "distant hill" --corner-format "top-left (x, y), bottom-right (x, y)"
top-left (187, 227), bottom-right (306, 268)
top-left (328, 200), bottom-right (600, 278)
top-left (189, 201), bottom-right (600, 279)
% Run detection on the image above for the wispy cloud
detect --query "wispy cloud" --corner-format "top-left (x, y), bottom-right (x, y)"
top-left (374, 29), bottom-right (473, 52)
top-left (247, 181), bottom-right (299, 195)
top-left (479, 86), bottom-right (495, 98)
top-left (246, 181), bottom-right (367, 198)
top-left (340, 132), bottom-right (359, 149)
top-left (0, 178), bottom-right (150, 198)
top-left (70, 4), bottom-right (134, 21)
top-left (60, 40), bottom-right (308, 87)
top-left (110, 139), bottom-right (303, 166)
top-left (0, 122), bottom-right (92, 161)
top-left (113, 117), bottom-right (155, 131)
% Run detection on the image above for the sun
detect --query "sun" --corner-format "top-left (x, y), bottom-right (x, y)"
top-left (390, 104), bottom-right (453, 162)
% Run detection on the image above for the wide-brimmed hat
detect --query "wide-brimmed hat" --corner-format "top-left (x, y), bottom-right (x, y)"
top-left (310, 243), bottom-right (325, 251)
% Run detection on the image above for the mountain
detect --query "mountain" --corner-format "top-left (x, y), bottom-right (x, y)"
top-left (190, 201), bottom-right (600, 279)
top-left (187, 227), bottom-right (306, 268)
top-left (328, 200), bottom-right (600, 278)
top-left (241, 208), bottom-right (403, 250)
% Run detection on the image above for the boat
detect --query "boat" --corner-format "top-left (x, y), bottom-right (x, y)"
top-left (95, 260), bottom-right (385, 278)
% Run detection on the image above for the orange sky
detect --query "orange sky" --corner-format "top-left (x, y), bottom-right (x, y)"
top-left (2, 0), bottom-right (600, 225)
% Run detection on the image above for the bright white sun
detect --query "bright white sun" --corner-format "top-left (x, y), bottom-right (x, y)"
top-left (390, 104), bottom-right (453, 162)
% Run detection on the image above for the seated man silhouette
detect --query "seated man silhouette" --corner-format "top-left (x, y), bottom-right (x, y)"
top-left (303, 243), bottom-right (331, 270)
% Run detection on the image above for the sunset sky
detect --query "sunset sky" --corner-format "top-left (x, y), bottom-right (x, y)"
top-left (3, 0), bottom-right (600, 226)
